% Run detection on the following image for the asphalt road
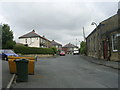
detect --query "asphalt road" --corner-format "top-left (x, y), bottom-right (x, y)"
top-left (2, 60), bottom-right (13, 89)
top-left (13, 55), bottom-right (118, 88)
top-left (0, 60), bottom-right (2, 89)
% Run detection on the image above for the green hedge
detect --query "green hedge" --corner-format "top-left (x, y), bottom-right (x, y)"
top-left (14, 45), bottom-right (54, 54)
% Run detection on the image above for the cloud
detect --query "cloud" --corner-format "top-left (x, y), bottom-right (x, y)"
top-left (0, 1), bottom-right (118, 46)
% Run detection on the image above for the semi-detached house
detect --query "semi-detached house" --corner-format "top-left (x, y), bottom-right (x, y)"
top-left (51, 40), bottom-right (62, 51)
top-left (19, 30), bottom-right (52, 48)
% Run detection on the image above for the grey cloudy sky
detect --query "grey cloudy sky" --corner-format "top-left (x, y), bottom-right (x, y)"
top-left (0, 0), bottom-right (119, 46)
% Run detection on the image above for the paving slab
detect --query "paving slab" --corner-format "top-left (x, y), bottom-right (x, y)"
top-left (2, 60), bottom-right (13, 89)
top-left (80, 55), bottom-right (119, 69)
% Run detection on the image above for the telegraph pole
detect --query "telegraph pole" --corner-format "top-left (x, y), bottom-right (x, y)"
top-left (83, 27), bottom-right (86, 42)
top-left (76, 38), bottom-right (77, 46)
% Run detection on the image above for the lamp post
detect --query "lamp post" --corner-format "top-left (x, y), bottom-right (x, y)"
top-left (91, 22), bottom-right (98, 28)
top-left (79, 41), bottom-right (81, 48)
top-left (76, 38), bottom-right (77, 47)
top-left (91, 22), bottom-right (98, 58)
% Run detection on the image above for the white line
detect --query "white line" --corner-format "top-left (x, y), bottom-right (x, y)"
top-left (6, 74), bottom-right (16, 89)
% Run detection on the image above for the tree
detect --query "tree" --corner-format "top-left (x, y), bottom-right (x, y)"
top-left (1, 24), bottom-right (16, 49)
top-left (80, 41), bottom-right (87, 55)
top-left (0, 25), bottom-right (2, 49)
top-left (51, 47), bottom-right (57, 54)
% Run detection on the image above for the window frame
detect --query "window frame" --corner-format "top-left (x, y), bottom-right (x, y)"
top-left (111, 33), bottom-right (120, 52)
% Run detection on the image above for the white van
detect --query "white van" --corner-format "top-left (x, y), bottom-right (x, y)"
top-left (73, 48), bottom-right (79, 55)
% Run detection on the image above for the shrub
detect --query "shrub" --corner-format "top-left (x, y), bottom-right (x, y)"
top-left (51, 47), bottom-right (57, 54)
top-left (13, 45), bottom-right (54, 55)
top-left (80, 41), bottom-right (87, 55)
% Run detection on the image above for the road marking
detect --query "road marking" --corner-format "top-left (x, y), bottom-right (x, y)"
top-left (6, 74), bottom-right (16, 89)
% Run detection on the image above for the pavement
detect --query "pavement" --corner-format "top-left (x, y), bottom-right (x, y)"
top-left (2, 60), bottom-right (13, 89)
top-left (0, 60), bottom-right (2, 90)
top-left (80, 55), bottom-right (120, 70)
top-left (13, 55), bottom-right (118, 88)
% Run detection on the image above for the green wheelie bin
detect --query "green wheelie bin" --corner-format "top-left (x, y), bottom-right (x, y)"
top-left (14, 59), bottom-right (29, 82)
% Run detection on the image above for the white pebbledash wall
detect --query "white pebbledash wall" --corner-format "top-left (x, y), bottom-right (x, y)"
top-left (19, 37), bottom-right (40, 48)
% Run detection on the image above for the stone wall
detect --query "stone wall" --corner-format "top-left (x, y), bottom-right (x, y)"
top-left (21, 54), bottom-right (54, 58)
top-left (86, 13), bottom-right (120, 61)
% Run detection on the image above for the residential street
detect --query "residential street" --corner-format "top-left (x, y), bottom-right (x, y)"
top-left (2, 60), bottom-right (13, 89)
top-left (13, 55), bottom-right (118, 88)
top-left (0, 60), bottom-right (2, 89)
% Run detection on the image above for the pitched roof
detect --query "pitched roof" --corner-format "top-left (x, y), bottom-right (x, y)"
top-left (51, 40), bottom-right (62, 46)
top-left (19, 30), bottom-right (41, 38)
top-left (86, 14), bottom-right (118, 39)
top-left (63, 43), bottom-right (78, 48)
top-left (19, 30), bottom-right (51, 42)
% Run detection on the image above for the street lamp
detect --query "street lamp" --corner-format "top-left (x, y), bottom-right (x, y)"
top-left (91, 22), bottom-right (97, 28)
top-left (79, 41), bottom-right (81, 48)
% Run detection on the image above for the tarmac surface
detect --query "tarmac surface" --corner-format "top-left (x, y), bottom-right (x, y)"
top-left (0, 60), bottom-right (2, 89)
top-left (13, 55), bottom-right (118, 88)
top-left (2, 60), bottom-right (13, 89)
top-left (80, 55), bottom-right (120, 69)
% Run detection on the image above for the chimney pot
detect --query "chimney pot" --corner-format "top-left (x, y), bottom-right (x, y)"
top-left (32, 29), bottom-right (35, 32)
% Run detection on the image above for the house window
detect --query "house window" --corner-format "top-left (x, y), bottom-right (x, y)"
top-left (32, 38), bottom-right (34, 42)
top-left (111, 34), bottom-right (120, 52)
top-left (30, 38), bottom-right (34, 43)
top-left (25, 39), bottom-right (27, 43)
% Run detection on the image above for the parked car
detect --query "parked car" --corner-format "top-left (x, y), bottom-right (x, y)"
top-left (60, 51), bottom-right (65, 56)
top-left (0, 49), bottom-right (19, 61)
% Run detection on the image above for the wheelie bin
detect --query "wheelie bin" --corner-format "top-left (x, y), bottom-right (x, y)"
top-left (8, 59), bottom-right (16, 73)
top-left (14, 59), bottom-right (29, 82)
top-left (8, 56), bottom-right (37, 74)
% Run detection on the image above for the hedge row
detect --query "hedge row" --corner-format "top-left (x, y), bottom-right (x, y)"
top-left (13, 45), bottom-right (54, 55)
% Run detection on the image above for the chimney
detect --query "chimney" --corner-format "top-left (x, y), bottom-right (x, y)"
top-left (32, 29), bottom-right (35, 32)
top-left (43, 35), bottom-right (45, 37)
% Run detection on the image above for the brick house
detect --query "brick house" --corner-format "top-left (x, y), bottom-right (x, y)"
top-left (19, 30), bottom-right (52, 48)
top-left (86, 9), bottom-right (120, 61)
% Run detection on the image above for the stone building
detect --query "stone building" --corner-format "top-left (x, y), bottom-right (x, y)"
top-left (86, 9), bottom-right (120, 61)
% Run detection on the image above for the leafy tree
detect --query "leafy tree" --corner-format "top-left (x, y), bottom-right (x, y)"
top-left (5, 40), bottom-right (16, 49)
top-left (80, 41), bottom-right (87, 55)
top-left (1, 24), bottom-right (16, 49)
top-left (51, 47), bottom-right (57, 54)
top-left (0, 25), bottom-right (2, 49)
top-left (57, 49), bottom-right (61, 54)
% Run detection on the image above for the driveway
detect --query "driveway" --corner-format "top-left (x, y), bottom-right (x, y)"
top-left (13, 55), bottom-right (118, 88)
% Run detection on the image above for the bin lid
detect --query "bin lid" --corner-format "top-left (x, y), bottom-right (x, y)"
top-left (14, 59), bottom-right (29, 63)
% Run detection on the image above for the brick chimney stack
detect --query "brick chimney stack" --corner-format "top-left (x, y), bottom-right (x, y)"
top-left (32, 29), bottom-right (35, 32)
